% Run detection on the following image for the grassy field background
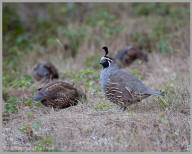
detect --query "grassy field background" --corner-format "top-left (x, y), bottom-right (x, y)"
top-left (2, 3), bottom-right (190, 152)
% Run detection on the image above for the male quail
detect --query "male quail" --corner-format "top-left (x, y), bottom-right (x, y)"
top-left (31, 81), bottom-right (86, 109)
top-left (32, 61), bottom-right (59, 82)
top-left (113, 45), bottom-right (148, 68)
top-left (100, 46), bottom-right (163, 110)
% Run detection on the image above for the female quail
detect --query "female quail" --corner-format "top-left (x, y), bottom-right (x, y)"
top-left (32, 61), bottom-right (59, 81)
top-left (113, 45), bottom-right (148, 68)
top-left (31, 81), bottom-right (86, 109)
top-left (100, 46), bottom-right (163, 110)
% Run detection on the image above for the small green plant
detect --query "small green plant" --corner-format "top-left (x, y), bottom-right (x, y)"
top-left (33, 137), bottom-right (59, 152)
top-left (24, 99), bottom-right (41, 108)
top-left (9, 74), bottom-right (34, 89)
top-left (129, 111), bottom-right (136, 119)
top-left (5, 96), bottom-right (19, 113)
top-left (94, 102), bottom-right (111, 110)
top-left (74, 68), bottom-right (97, 83)
top-left (25, 99), bottom-right (32, 107)
top-left (157, 39), bottom-right (174, 53)
top-left (75, 68), bottom-right (100, 93)
top-left (3, 71), bottom-right (21, 88)
top-left (84, 54), bottom-right (101, 69)
top-left (157, 97), bottom-right (169, 110)
top-left (20, 120), bottom-right (41, 132)
top-left (84, 80), bottom-right (100, 94)
top-left (11, 80), bottom-right (31, 88)
top-left (60, 69), bottom-right (100, 94)
top-left (157, 84), bottom-right (183, 110)
top-left (29, 85), bottom-right (36, 95)
top-left (27, 112), bottom-right (33, 118)
top-left (32, 120), bottom-right (41, 131)
top-left (88, 81), bottom-right (99, 94)
top-left (79, 68), bottom-right (96, 75)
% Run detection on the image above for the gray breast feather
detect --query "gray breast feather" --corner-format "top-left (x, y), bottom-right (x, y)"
top-left (100, 62), bottom-right (119, 93)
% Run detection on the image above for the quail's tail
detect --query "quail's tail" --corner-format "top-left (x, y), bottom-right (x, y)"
top-left (147, 89), bottom-right (164, 96)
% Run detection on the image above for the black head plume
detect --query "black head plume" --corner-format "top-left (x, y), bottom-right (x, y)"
top-left (102, 46), bottom-right (108, 56)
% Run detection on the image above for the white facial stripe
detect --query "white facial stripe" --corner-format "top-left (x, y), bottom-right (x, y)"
top-left (101, 56), bottom-right (112, 62)
top-left (101, 57), bottom-right (105, 61)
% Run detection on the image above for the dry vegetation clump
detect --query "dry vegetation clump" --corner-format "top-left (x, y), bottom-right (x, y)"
top-left (2, 3), bottom-right (190, 152)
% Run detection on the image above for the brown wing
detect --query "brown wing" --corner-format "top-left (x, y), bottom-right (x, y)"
top-left (39, 81), bottom-right (80, 108)
top-left (105, 74), bottom-right (151, 107)
top-left (104, 81), bottom-right (130, 107)
top-left (43, 81), bottom-right (79, 99)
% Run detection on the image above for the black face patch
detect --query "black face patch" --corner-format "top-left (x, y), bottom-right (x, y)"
top-left (100, 46), bottom-right (114, 68)
top-left (100, 56), bottom-right (113, 68)
top-left (101, 59), bottom-right (110, 68)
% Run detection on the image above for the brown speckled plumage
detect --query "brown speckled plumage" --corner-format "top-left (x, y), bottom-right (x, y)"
top-left (104, 74), bottom-right (151, 109)
top-left (114, 46), bottom-right (148, 68)
top-left (32, 81), bottom-right (86, 109)
top-left (32, 61), bottom-right (59, 81)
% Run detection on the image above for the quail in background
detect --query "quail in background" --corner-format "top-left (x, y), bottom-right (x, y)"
top-left (100, 46), bottom-right (163, 110)
top-left (32, 61), bottom-right (59, 82)
top-left (113, 45), bottom-right (148, 68)
top-left (31, 81), bottom-right (86, 109)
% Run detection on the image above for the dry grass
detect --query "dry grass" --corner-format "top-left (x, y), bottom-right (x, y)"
top-left (3, 53), bottom-right (190, 152)
top-left (2, 3), bottom-right (190, 152)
